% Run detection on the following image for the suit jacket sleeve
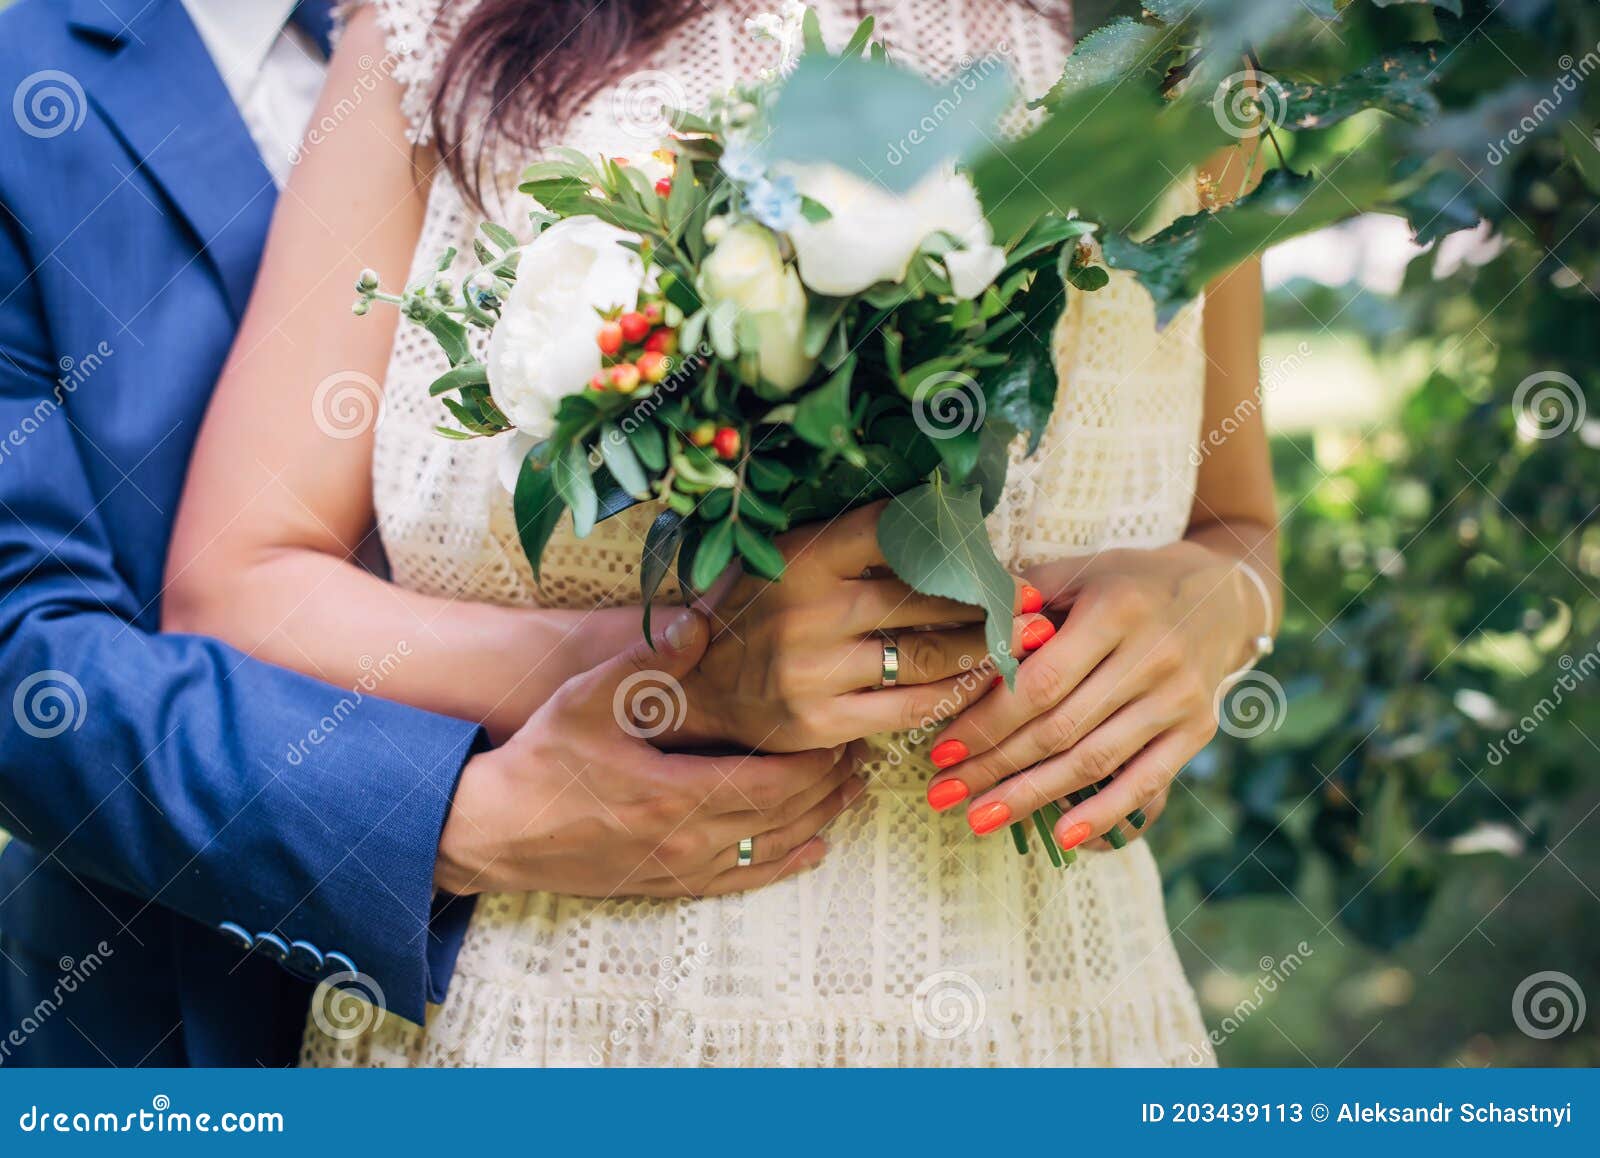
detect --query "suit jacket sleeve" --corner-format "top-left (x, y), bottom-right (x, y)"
top-left (0, 207), bottom-right (481, 1025)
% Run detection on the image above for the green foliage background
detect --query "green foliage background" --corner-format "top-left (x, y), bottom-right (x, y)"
top-left (1104, 0), bottom-right (1600, 1066)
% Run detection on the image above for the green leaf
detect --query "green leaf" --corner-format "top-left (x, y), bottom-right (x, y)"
top-left (747, 456), bottom-right (796, 493)
top-left (424, 311), bottom-right (470, 366)
top-left (793, 355), bottom-right (865, 465)
top-left (689, 517), bottom-right (735, 591)
top-left (1032, 17), bottom-right (1171, 108)
top-left (972, 80), bottom-right (1220, 241)
top-left (512, 446), bottom-right (566, 588)
top-left (479, 222), bottom-right (519, 252)
top-left (841, 15), bottom-right (875, 58)
top-left (734, 523), bottom-right (787, 580)
top-left (1104, 160), bottom-right (1389, 326)
top-left (626, 421), bottom-right (667, 472)
top-left (878, 479), bottom-right (1018, 682)
top-left (639, 510), bottom-right (687, 641)
top-left (764, 54), bottom-right (1015, 192)
top-left (428, 361), bottom-right (489, 397)
top-left (1275, 46), bottom-right (1442, 132)
top-left (597, 423), bottom-right (650, 499)
top-left (979, 263), bottom-right (1064, 453)
top-left (737, 488), bottom-right (790, 531)
top-left (552, 441), bottom-right (598, 538)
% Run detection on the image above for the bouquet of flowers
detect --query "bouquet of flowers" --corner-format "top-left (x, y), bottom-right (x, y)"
top-left (355, 1), bottom-right (1383, 861)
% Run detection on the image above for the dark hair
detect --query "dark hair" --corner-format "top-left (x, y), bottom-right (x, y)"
top-left (430, 1), bottom-right (1073, 208)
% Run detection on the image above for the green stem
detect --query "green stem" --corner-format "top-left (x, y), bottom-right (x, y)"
top-left (1009, 821), bottom-right (1029, 856)
top-left (1032, 809), bottom-right (1063, 868)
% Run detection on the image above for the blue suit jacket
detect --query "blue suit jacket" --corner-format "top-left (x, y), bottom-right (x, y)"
top-left (0, 0), bottom-right (483, 1066)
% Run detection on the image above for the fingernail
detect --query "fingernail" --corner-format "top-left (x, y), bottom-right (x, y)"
top-left (930, 738), bottom-right (968, 768)
top-left (830, 743), bottom-right (848, 764)
top-left (663, 611), bottom-right (695, 651)
top-left (927, 779), bottom-right (969, 811)
top-left (1020, 619), bottom-right (1056, 651)
top-left (1019, 585), bottom-right (1044, 614)
top-left (1057, 821), bottom-right (1092, 850)
top-left (968, 801), bottom-right (1011, 836)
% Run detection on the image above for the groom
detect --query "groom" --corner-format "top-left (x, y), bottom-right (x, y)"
top-left (0, 0), bottom-right (834, 1067)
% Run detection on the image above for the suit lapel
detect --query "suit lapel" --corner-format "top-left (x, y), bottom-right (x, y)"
top-left (69, 0), bottom-right (279, 319)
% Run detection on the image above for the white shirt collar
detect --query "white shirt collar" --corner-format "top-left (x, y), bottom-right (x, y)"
top-left (181, 0), bottom-right (305, 106)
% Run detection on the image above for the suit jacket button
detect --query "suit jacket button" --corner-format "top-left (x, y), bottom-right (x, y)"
top-left (217, 921), bottom-right (254, 952)
top-left (254, 932), bottom-right (289, 962)
top-left (324, 951), bottom-right (358, 978)
top-left (285, 939), bottom-right (326, 980)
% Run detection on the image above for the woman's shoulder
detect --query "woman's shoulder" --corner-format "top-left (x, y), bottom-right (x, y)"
top-left (341, 0), bottom-right (483, 143)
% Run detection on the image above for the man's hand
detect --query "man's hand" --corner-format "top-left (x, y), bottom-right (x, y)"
top-left (436, 609), bottom-right (863, 899)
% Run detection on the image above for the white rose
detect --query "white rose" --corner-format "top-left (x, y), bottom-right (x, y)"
top-left (700, 222), bottom-right (814, 392)
top-left (486, 216), bottom-right (647, 439)
top-left (784, 165), bottom-right (1006, 300)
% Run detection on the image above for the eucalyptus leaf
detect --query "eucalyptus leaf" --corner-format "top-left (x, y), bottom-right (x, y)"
top-left (598, 423), bottom-right (650, 499)
top-left (689, 517), bottom-right (735, 591)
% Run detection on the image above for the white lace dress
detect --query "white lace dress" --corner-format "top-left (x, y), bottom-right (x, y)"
top-left (302, 0), bottom-right (1215, 1067)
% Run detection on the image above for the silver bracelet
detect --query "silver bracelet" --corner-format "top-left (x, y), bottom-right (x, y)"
top-left (1220, 559), bottom-right (1276, 690)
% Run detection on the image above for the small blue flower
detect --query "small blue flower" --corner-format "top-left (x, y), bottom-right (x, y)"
top-left (720, 140), bottom-right (767, 184)
top-left (745, 175), bottom-right (801, 233)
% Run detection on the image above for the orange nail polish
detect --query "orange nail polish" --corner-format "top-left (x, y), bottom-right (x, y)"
top-left (968, 801), bottom-right (1012, 835)
top-left (927, 779), bottom-right (969, 811)
top-left (1019, 585), bottom-right (1044, 614)
top-left (1020, 619), bottom-right (1056, 651)
top-left (930, 739), bottom-right (968, 768)
top-left (990, 675), bottom-right (1003, 690)
top-left (1057, 821), bottom-right (1092, 850)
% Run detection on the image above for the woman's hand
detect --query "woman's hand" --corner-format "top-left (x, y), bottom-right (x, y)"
top-left (678, 502), bottom-right (1044, 753)
top-left (923, 541), bottom-right (1274, 849)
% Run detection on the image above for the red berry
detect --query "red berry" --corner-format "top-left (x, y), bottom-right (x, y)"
top-left (619, 311), bottom-right (650, 344)
top-left (689, 422), bottom-right (716, 448)
top-left (609, 363), bottom-right (642, 393)
top-left (597, 320), bottom-right (624, 356)
top-left (589, 373), bottom-right (608, 392)
top-left (636, 351), bottom-right (671, 383)
top-left (654, 178), bottom-right (673, 198)
top-left (712, 427), bottom-right (741, 460)
top-left (642, 303), bottom-right (664, 325)
top-left (644, 328), bottom-right (678, 355)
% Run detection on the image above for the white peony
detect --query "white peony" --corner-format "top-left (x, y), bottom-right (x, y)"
top-left (700, 222), bottom-right (814, 392)
top-left (784, 165), bottom-right (1007, 300)
top-left (486, 216), bottom-right (647, 439)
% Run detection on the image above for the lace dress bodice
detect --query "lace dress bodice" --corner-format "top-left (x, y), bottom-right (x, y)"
top-left (303, 0), bottom-right (1215, 1067)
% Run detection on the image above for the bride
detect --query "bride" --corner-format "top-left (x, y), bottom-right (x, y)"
top-left (164, 0), bottom-right (1280, 1066)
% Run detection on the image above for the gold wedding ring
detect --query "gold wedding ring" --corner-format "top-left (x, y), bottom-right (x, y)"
top-left (881, 639), bottom-right (900, 688)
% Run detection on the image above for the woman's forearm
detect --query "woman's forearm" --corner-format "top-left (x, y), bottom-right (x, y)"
top-left (163, 546), bottom-right (646, 745)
